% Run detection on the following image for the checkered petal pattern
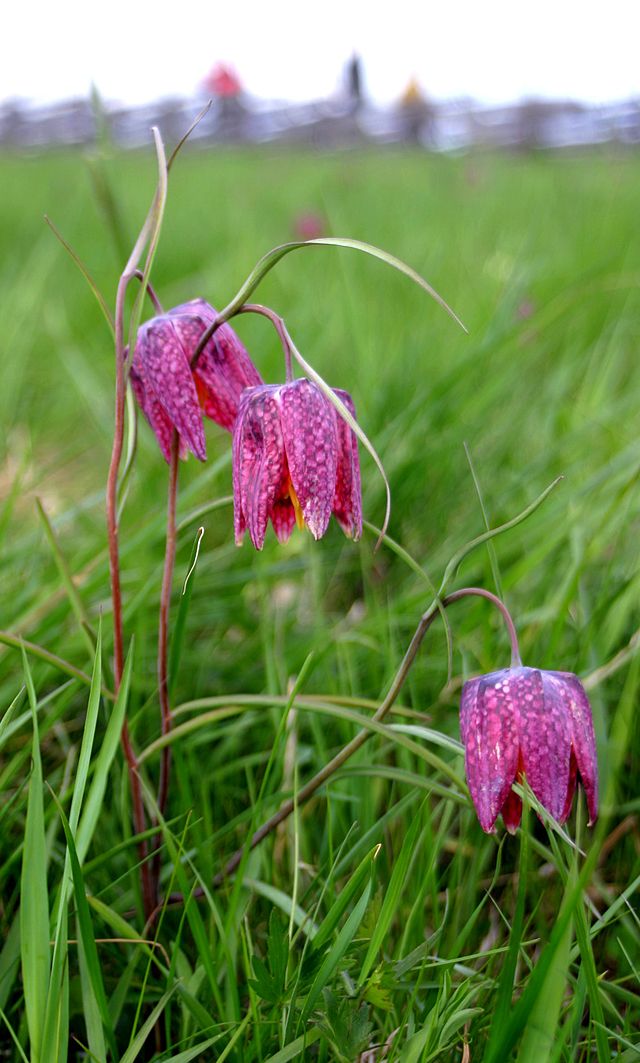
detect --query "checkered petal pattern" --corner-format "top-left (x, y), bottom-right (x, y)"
top-left (460, 665), bottom-right (598, 833)
top-left (232, 378), bottom-right (363, 549)
top-left (131, 299), bottom-right (262, 462)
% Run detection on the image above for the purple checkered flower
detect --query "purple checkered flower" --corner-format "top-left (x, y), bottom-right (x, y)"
top-left (233, 378), bottom-right (362, 549)
top-left (131, 298), bottom-right (262, 462)
top-left (460, 666), bottom-right (598, 833)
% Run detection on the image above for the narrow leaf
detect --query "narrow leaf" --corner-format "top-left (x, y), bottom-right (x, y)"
top-left (359, 803), bottom-right (423, 985)
top-left (76, 639), bottom-right (133, 864)
top-left (217, 238), bottom-right (466, 331)
top-left (301, 880), bottom-right (372, 1022)
top-left (119, 985), bottom-right (177, 1063)
top-left (50, 791), bottom-right (117, 1059)
top-left (44, 215), bottom-right (115, 336)
top-left (20, 647), bottom-right (50, 1063)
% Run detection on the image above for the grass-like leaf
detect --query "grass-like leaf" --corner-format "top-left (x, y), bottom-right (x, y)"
top-left (50, 789), bottom-right (117, 1060)
top-left (119, 984), bottom-right (178, 1063)
top-left (42, 625), bottom-right (103, 1060)
top-left (218, 237), bottom-right (466, 331)
top-left (75, 639), bottom-right (133, 864)
top-left (359, 799), bottom-right (424, 986)
top-left (300, 878), bottom-right (373, 1024)
top-left (19, 647), bottom-right (50, 1063)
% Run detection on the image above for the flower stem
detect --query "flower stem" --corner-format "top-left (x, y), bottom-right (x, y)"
top-left (108, 265), bottom-right (155, 920)
top-left (236, 304), bottom-right (294, 381)
top-left (149, 430), bottom-right (180, 904)
top-left (132, 269), bottom-right (164, 315)
top-left (443, 587), bottom-right (522, 667)
top-left (157, 431), bottom-right (180, 816)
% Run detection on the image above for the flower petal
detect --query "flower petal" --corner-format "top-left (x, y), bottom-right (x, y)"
top-left (168, 302), bottom-right (262, 433)
top-left (460, 670), bottom-right (519, 833)
top-left (501, 787), bottom-right (523, 833)
top-left (332, 389), bottom-right (362, 540)
top-left (271, 498), bottom-right (297, 543)
top-left (233, 386), bottom-right (286, 550)
top-left (560, 749), bottom-right (578, 824)
top-left (518, 669), bottom-right (572, 822)
top-left (195, 325), bottom-right (263, 431)
top-left (129, 361), bottom-right (175, 463)
top-left (552, 672), bottom-right (599, 825)
top-left (279, 379), bottom-right (338, 541)
top-left (136, 318), bottom-right (206, 461)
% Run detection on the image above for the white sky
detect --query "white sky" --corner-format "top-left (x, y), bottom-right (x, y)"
top-left (3, 0), bottom-right (639, 107)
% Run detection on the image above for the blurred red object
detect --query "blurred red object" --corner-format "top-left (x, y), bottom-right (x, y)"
top-left (203, 64), bottom-right (243, 98)
top-left (293, 212), bottom-right (325, 240)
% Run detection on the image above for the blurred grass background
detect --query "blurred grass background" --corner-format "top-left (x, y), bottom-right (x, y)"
top-left (0, 145), bottom-right (638, 1059)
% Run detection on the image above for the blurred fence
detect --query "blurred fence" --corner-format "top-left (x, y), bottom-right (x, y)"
top-left (1, 92), bottom-right (639, 151)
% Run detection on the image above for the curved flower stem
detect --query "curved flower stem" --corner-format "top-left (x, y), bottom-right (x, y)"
top-left (235, 303), bottom-right (294, 381)
top-left (189, 301), bottom-right (296, 381)
top-left (189, 313), bottom-right (223, 370)
top-left (132, 269), bottom-right (164, 315)
top-left (443, 587), bottom-right (522, 667)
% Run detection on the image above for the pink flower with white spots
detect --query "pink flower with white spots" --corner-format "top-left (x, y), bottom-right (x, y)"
top-left (232, 378), bottom-right (362, 549)
top-left (460, 666), bottom-right (598, 833)
top-left (131, 299), bottom-right (262, 462)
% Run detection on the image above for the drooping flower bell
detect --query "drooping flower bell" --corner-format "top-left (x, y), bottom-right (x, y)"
top-left (232, 378), bottom-right (362, 549)
top-left (130, 298), bottom-right (262, 462)
top-left (460, 665), bottom-right (598, 833)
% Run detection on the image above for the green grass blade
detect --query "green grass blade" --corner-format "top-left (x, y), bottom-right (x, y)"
top-left (516, 909), bottom-right (573, 1062)
top-left (75, 639), bottom-right (133, 864)
top-left (0, 1006), bottom-right (30, 1063)
top-left (169, 527), bottom-right (204, 697)
top-left (0, 917), bottom-right (21, 1012)
top-left (44, 214), bottom-right (115, 336)
top-left (572, 876), bottom-right (612, 1062)
top-left (159, 1031), bottom-right (228, 1062)
top-left (35, 497), bottom-right (96, 656)
top-left (0, 631), bottom-right (112, 697)
top-left (19, 647), bottom-right (50, 1063)
top-left (67, 621), bottom-right (103, 838)
top-left (489, 820), bottom-right (529, 1040)
top-left (0, 687), bottom-right (24, 748)
top-left (485, 837), bottom-right (601, 1063)
top-left (300, 879), bottom-right (372, 1023)
top-left (263, 1026), bottom-right (323, 1062)
top-left (77, 922), bottom-right (107, 1063)
top-left (311, 845), bottom-right (380, 953)
top-left (358, 800), bottom-right (424, 986)
top-left (42, 626), bottom-right (103, 1059)
top-left (119, 984), bottom-right (178, 1063)
top-left (50, 790), bottom-right (117, 1059)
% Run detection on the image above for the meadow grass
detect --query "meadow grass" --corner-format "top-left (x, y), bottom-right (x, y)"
top-left (0, 144), bottom-right (638, 1060)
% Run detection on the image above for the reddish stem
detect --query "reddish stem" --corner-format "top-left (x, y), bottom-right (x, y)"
top-left (157, 430), bottom-right (180, 816)
top-left (444, 587), bottom-right (522, 667)
top-left (132, 269), bottom-right (164, 315)
top-left (236, 303), bottom-right (294, 381)
top-left (108, 268), bottom-right (155, 919)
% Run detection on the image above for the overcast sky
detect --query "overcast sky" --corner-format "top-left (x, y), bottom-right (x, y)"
top-left (3, 0), bottom-right (639, 107)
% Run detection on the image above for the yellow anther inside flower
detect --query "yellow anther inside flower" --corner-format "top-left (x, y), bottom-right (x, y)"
top-left (288, 481), bottom-right (305, 530)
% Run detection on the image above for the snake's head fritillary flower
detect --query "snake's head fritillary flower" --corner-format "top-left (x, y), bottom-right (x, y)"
top-left (131, 299), bottom-right (262, 462)
top-left (232, 378), bottom-right (362, 549)
top-left (460, 666), bottom-right (598, 833)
